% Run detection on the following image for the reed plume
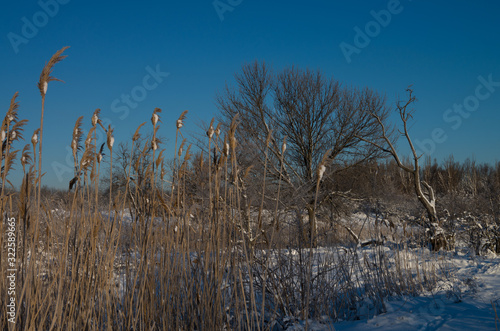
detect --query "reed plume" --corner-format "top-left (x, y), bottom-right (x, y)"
top-left (71, 116), bottom-right (84, 172)
top-left (20, 144), bottom-right (32, 174)
top-left (1, 93), bottom-right (25, 196)
top-left (31, 128), bottom-right (40, 167)
top-left (107, 124), bottom-right (114, 215)
top-left (36, 46), bottom-right (69, 219)
top-left (177, 110), bottom-right (188, 129)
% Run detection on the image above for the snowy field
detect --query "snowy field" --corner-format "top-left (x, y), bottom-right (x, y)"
top-left (274, 213), bottom-right (500, 330)
top-left (331, 253), bottom-right (499, 330)
top-left (111, 243), bottom-right (500, 330)
top-left (56, 208), bottom-right (500, 330)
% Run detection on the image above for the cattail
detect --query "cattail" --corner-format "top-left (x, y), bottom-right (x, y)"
top-left (85, 138), bottom-right (92, 150)
top-left (223, 142), bottom-right (229, 157)
top-left (10, 131), bottom-right (16, 140)
top-left (97, 143), bottom-right (105, 164)
top-left (206, 117), bottom-right (215, 139)
top-left (151, 138), bottom-right (158, 151)
top-left (20, 145), bottom-right (31, 168)
top-left (106, 125), bottom-right (114, 150)
top-left (317, 149), bottom-right (331, 182)
top-left (230, 136), bottom-right (237, 151)
top-left (156, 149), bottom-right (165, 169)
top-left (32, 129), bottom-right (39, 145)
top-left (152, 113), bottom-right (159, 126)
top-left (108, 136), bottom-right (114, 149)
top-left (151, 108), bottom-right (161, 126)
top-left (228, 115), bottom-right (239, 151)
top-left (177, 143), bottom-right (184, 157)
top-left (318, 164), bottom-right (326, 181)
top-left (178, 139), bottom-right (186, 158)
top-left (86, 135), bottom-right (91, 148)
top-left (282, 138), bottom-right (287, 154)
top-left (4, 93), bottom-right (19, 128)
top-left (215, 123), bottom-right (221, 137)
top-left (71, 116), bottom-right (83, 157)
top-left (177, 110), bottom-right (188, 129)
top-left (207, 126), bottom-right (214, 138)
top-left (183, 144), bottom-right (192, 162)
top-left (71, 139), bottom-right (77, 153)
top-left (133, 122), bottom-right (146, 142)
top-left (37, 46), bottom-right (69, 97)
top-left (92, 109), bottom-right (100, 127)
top-left (1, 130), bottom-right (5, 142)
top-left (9, 120), bottom-right (27, 142)
top-left (85, 127), bottom-right (95, 150)
top-left (79, 150), bottom-right (94, 173)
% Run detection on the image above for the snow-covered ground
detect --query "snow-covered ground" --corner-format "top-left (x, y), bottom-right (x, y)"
top-left (65, 208), bottom-right (500, 330)
top-left (269, 211), bottom-right (500, 330)
top-left (283, 251), bottom-right (500, 330)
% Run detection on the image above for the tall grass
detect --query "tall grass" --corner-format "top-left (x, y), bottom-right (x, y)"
top-left (0, 49), bottom-right (456, 330)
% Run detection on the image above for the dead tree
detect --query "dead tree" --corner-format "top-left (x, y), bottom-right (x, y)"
top-left (358, 88), bottom-right (449, 250)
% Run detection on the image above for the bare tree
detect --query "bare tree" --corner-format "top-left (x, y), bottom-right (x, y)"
top-left (359, 89), bottom-right (437, 222)
top-left (216, 61), bottom-right (391, 247)
top-left (102, 134), bottom-right (167, 220)
top-left (358, 88), bottom-right (453, 250)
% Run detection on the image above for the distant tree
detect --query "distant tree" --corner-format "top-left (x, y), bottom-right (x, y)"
top-left (216, 61), bottom-right (391, 247)
top-left (359, 89), bottom-right (438, 223)
top-left (101, 133), bottom-right (168, 219)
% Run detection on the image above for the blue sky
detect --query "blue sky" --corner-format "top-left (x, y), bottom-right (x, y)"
top-left (0, 0), bottom-right (499, 189)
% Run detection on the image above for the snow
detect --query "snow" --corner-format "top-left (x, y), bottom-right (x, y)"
top-left (307, 252), bottom-right (500, 331)
top-left (48, 207), bottom-right (500, 330)
top-left (279, 210), bottom-right (500, 330)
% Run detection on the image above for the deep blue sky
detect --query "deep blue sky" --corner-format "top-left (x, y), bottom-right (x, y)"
top-left (1, 0), bottom-right (499, 189)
